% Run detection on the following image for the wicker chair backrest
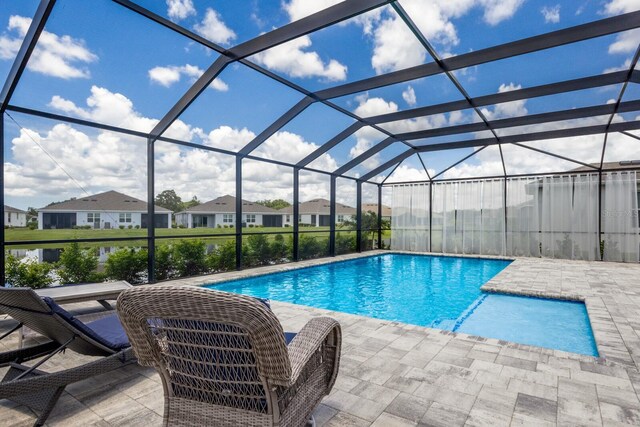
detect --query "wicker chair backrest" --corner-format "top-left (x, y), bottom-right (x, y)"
top-left (117, 285), bottom-right (292, 413)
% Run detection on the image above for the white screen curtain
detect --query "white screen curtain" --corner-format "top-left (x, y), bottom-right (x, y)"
top-left (506, 177), bottom-right (541, 257)
top-left (540, 174), bottom-right (599, 261)
top-left (481, 179), bottom-right (506, 256)
top-left (602, 171), bottom-right (639, 263)
top-left (391, 184), bottom-right (430, 251)
top-left (431, 180), bottom-right (505, 256)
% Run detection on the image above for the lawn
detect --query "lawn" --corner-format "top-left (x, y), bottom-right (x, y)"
top-left (5, 227), bottom-right (327, 249)
top-left (4, 227), bottom-right (389, 249)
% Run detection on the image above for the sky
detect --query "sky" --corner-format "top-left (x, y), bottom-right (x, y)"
top-left (1, 0), bottom-right (639, 210)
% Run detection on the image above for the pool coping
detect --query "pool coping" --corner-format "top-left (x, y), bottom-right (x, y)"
top-left (163, 250), bottom-right (639, 368)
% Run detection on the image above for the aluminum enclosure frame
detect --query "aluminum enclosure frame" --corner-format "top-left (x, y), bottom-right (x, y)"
top-left (1, 0), bottom-right (640, 284)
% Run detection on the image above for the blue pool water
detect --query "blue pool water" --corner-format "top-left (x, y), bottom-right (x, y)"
top-left (207, 254), bottom-right (598, 356)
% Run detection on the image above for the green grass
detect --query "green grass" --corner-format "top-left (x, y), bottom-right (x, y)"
top-left (4, 226), bottom-right (388, 250)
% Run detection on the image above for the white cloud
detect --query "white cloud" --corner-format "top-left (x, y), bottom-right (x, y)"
top-left (608, 29), bottom-right (640, 54)
top-left (203, 125), bottom-right (254, 151)
top-left (478, 0), bottom-right (525, 26)
top-left (361, 0), bottom-right (525, 74)
top-left (48, 86), bottom-right (196, 140)
top-left (383, 164), bottom-right (431, 183)
top-left (402, 86), bottom-right (417, 106)
top-left (602, 1), bottom-right (640, 57)
top-left (602, 0), bottom-right (640, 14)
top-left (194, 8), bottom-right (236, 46)
top-left (166, 0), bottom-right (196, 21)
top-left (252, 36), bottom-right (347, 81)
top-left (541, 5), bottom-right (561, 23)
top-left (283, 0), bottom-right (344, 21)
top-left (480, 83), bottom-right (527, 120)
top-left (0, 15), bottom-right (97, 79)
top-left (148, 64), bottom-right (228, 91)
top-left (603, 58), bottom-right (632, 73)
top-left (6, 85), bottom-right (342, 206)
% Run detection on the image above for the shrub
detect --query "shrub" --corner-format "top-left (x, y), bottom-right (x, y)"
top-left (336, 233), bottom-right (356, 255)
top-left (5, 253), bottom-right (53, 289)
top-left (27, 222), bottom-right (38, 230)
top-left (299, 234), bottom-right (327, 260)
top-left (245, 234), bottom-right (271, 266)
top-left (134, 225), bottom-right (140, 229)
top-left (207, 240), bottom-right (237, 272)
top-left (154, 243), bottom-right (173, 281)
top-left (105, 248), bottom-right (147, 284)
top-left (217, 224), bottom-right (222, 228)
top-left (119, 225), bottom-right (125, 230)
top-left (127, 225), bottom-right (133, 229)
top-left (271, 234), bottom-right (288, 262)
top-left (57, 242), bottom-right (100, 284)
top-left (177, 224), bottom-right (186, 229)
top-left (172, 239), bottom-right (207, 277)
top-left (248, 224), bottom-right (254, 228)
top-left (223, 225), bottom-right (228, 228)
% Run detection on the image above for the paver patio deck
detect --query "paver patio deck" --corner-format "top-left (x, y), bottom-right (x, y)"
top-left (2, 251), bottom-right (640, 426)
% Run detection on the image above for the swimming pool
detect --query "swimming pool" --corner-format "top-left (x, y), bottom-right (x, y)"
top-left (207, 253), bottom-right (598, 356)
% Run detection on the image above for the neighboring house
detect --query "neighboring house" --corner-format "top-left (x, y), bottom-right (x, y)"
top-left (279, 198), bottom-right (356, 227)
top-left (4, 205), bottom-right (27, 227)
top-left (37, 190), bottom-right (171, 229)
top-left (175, 195), bottom-right (283, 228)
top-left (362, 203), bottom-right (392, 221)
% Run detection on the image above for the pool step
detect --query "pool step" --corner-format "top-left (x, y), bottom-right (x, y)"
top-left (431, 319), bottom-right (457, 331)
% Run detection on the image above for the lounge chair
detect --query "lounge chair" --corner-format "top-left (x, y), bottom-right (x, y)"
top-left (117, 285), bottom-right (341, 427)
top-left (0, 287), bottom-right (136, 426)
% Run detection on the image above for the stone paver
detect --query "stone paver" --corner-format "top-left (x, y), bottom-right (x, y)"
top-left (2, 252), bottom-right (640, 426)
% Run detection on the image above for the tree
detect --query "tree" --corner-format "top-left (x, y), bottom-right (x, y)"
top-left (182, 195), bottom-right (201, 210)
top-left (340, 212), bottom-right (389, 249)
top-left (255, 199), bottom-right (291, 210)
top-left (155, 189), bottom-right (183, 213)
top-left (57, 242), bottom-right (100, 283)
top-left (27, 207), bottom-right (38, 218)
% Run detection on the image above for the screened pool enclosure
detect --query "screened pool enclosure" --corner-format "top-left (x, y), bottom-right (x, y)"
top-left (1, 0), bottom-right (640, 285)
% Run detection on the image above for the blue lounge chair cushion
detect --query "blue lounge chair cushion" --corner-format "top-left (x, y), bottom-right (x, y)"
top-left (85, 314), bottom-right (130, 350)
top-left (284, 332), bottom-right (296, 344)
top-left (42, 297), bottom-right (129, 351)
top-left (43, 295), bottom-right (287, 352)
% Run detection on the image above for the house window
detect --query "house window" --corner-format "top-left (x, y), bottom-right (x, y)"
top-left (286, 214), bottom-right (290, 222)
top-left (87, 213), bottom-right (100, 223)
top-left (119, 213), bottom-right (132, 223)
top-left (223, 214), bottom-right (234, 223)
top-left (245, 214), bottom-right (256, 223)
top-left (337, 215), bottom-right (344, 222)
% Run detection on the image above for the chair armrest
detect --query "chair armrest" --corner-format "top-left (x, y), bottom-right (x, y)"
top-left (285, 317), bottom-right (341, 386)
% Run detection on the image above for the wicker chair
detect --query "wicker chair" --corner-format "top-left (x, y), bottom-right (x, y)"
top-left (116, 285), bottom-right (341, 427)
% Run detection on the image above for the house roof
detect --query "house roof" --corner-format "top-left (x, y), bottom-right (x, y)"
top-left (362, 203), bottom-right (392, 217)
top-left (4, 205), bottom-right (26, 214)
top-left (177, 195), bottom-right (280, 214)
top-left (279, 198), bottom-right (356, 215)
top-left (569, 160), bottom-right (640, 173)
top-left (38, 190), bottom-right (170, 212)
